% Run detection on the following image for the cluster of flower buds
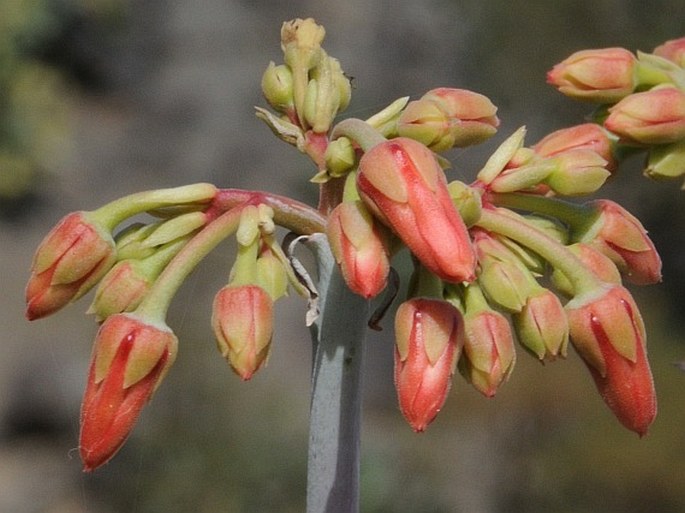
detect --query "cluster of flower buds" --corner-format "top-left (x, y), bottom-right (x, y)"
top-left (258, 18), bottom-right (352, 171)
top-left (324, 109), bottom-right (660, 434)
top-left (211, 204), bottom-right (301, 380)
top-left (548, 36), bottom-right (685, 184)
top-left (26, 19), bottom-right (672, 473)
top-left (25, 183), bottom-right (323, 470)
top-left (255, 20), bottom-right (663, 435)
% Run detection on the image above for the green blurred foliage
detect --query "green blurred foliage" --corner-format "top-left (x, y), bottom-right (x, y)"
top-left (0, 0), bottom-right (126, 212)
top-left (0, 0), bottom-right (69, 202)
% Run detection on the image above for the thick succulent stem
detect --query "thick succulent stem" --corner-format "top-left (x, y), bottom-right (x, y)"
top-left (306, 235), bottom-right (368, 513)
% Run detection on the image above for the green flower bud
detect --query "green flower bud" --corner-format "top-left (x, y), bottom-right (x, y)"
top-left (325, 136), bottom-right (356, 177)
top-left (261, 62), bottom-right (294, 113)
top-left (644, 139), bottom-right (685, 180)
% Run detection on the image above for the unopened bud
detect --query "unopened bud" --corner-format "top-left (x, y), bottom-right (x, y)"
top-left (357, 137), bottom-right (476, 283)
top-left (261, 62), bottom-right (294, 113)
top-left (327, 201), bottom-right (390, 299)
top-left (212, 285), bottom-right (274, 380)
top-left (604, 86), bottom-right (685, 145)
top-left (547, 47), bottom-right (637, 103)
top-left (394, 298), bottom-right (463, 432)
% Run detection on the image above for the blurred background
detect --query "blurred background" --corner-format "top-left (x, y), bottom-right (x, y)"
top-left (2, 0), bottom-right (685, 511)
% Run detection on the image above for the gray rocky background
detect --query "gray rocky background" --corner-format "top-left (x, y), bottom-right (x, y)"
top-left (2, 0), bottom-right (685, 512)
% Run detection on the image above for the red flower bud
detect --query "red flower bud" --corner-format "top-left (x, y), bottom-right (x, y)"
top-left (327, 201), bottom-right (390, 298)
top-left (357, 138), bottom-right (476, 283)
top-left (80, 313), bottom-right (178, 471)
top-left (653, 36), bottom-right (685, 67)
top-left (212, 285), bottom-right (274, 380)
top-left (394, 298), bottom-right (463, 432)
top-left (576, 200), bottom-right (662, 285)
top-left (547, 48), bottom-right (637, 103)
top-left (26, 212), bottom-right (117, 320)
top-left (604, 87), bottom-right (685, 145)
top-left (566, 285), bottom-right (656, 436)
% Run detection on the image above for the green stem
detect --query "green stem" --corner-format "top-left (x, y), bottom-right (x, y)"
top-left (92, 183), bottom-right (217, 231)
top-left (487, 192), bottom-right (591, 230)
top-left (476, 207), bottom-right (601, 295)
top-left (330, 118), bottom-right (387, 152)
top-left (306, 235), bottom-right (368, 513)
top-left (462, 281), bottom-right (491, 314)
top-left (135, 205), bottom-right (246, 322)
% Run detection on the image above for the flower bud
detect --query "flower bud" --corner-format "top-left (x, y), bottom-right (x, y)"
top-left (89, 236), bottom-right (189, 322)
top-left (303, 56), bottom-right (348, 133)
top-left (644, 139), bottom-right (685, 180)
top-left (398, 88), bottom-right (499, 151)
top-left (513, 288), bottom-right (569, 361)
top-left (574, 200), bottom-right (662, 285)
top-left (80, 313), bottom-right (178, 470)
top-left (281, 18), bottom-right (325, 69)
top-left (397, 98), bottom-right (452, 151)
top-left (551, 243), bottom-right (621, 296)
top-left (543, 149), bottom-right (611, 196)
top-left (324, 136), bottom-right (356, 178)
top-left (261, 61), bottom-right (294, 113)
top-left (459, 288), bottom-right (515, 397)
top-left (565, 285), bottom-right (656, 435)
top-left (447, 180), bottom-right (482, 227)
top-left (653, 36), bottom-right (685, 67)
top-left (255, 243), bottom-right (290, 301)
top-left (26, 211), bottom-right (117, 320)
top-left (472, 229), bottom-right (538, 312)
top-left (547, 48), bottom-right (637, 102)
top-left (421, 88), bottom-right (499, 146)
top-left (394, 298), bottom-right (463, 432)
top-left (327, 201), bottom-right (390, 299)
top-left (281, 18), bottom-right (326, 129)
top-left (88, 260), bottom-right (151, 322)
top-left (604, 87), bottom-right (685, 145)
top-left (533, 123), bottom-right (617, 172)
top-left (357, 137), bottom-right (476, 283)
top-left (212, 285), bottom-right (274, 380)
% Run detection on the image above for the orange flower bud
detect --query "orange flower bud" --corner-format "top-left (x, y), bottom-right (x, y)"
top-left (575, 200), bottom-right (662, 285)
top-left (26, 211), bottom-right (117, 320)
top-left (566, 285), bottom-right (656, 436)
top-left (514, 288), bottom-right (569, 361)
top-left (212, 285), bottom-right (274, 380)
top-left (80, 314), bottom-right (178, 471)
top-left (653, 36), bottom-right (685, 67)
top-left (472, 229), bottom-right (537, 312)
top-left (397, 88), bottom-right (499, 151)
top-left (88, 260), bottom-right (151, 322)
top-left (551, 243), bottom-right (621, 296)
top-left (544, 149), bottom-right (611, 196)
top-left (604, 87), bottom-right (685, 145)
top-left (533, 123), bottom-right (616, 172)
top-left (547, 48), bottom-right (637, 103)
top-left (327, 201), bottom-right (390, 298)
top-left (460, 305), bottom-right (515, 397)
top-left (357, 138), bottom-right (476, 283)
top-left (394, 298), bottom-right (463, 432)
